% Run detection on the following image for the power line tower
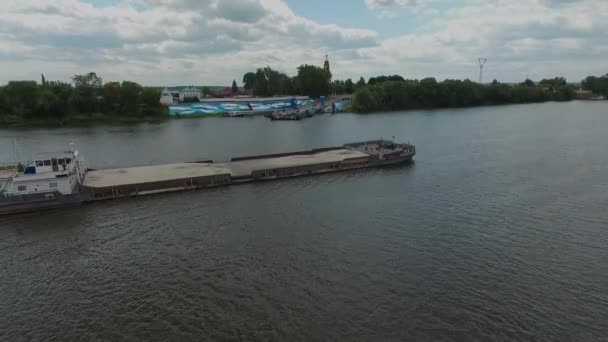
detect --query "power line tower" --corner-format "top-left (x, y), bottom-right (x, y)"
top-left (478, 58), bottom-right (487, 84)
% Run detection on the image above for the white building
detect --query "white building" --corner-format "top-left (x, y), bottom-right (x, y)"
top-left (179, 87), bottom-right (202, 102)
top-left (160, 88), bottom-right (175, 105)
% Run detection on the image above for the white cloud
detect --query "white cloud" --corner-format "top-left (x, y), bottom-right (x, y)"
top-left (0, 0), bottom-right (606, 86)
top-left (354, 0), bottom-right (608, 82)
top-left (0, 0), bottom-right (378, 85)
top-left (364, 0), bottom-right (437, 19)
top-left (364, 0), bottom-right (432, 9)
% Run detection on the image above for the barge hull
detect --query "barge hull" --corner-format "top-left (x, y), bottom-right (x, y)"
top-left (1, 141), bottom-right (415, 214)
top-left (0, 191), bottom-right (84, 215)
top-left (81, 147), bottom-right (414, 202)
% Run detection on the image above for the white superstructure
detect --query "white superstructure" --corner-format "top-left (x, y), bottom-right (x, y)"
top-left (0, 150), bottom-right (86, 198)
top-left (160, 88), bottom-right (175, 105)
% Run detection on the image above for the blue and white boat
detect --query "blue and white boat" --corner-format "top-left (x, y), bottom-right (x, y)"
top-left (0, 149), bottom-right (87, 215)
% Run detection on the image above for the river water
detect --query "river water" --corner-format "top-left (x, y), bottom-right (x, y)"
top-left (1, 102), bottom-right (607, 341)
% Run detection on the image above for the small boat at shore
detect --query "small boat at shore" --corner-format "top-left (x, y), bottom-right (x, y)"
top-left (270, 113), bottom-right (302, 120)
top-left (269, 108), bottom-right (305, 120)
top-left (223, 111), bottom-right (246, 117)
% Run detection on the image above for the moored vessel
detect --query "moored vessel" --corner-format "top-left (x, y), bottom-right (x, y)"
top-left (0, 149), bottom-right (87, 215)
top-left (344, 139), bottom-right (416, 166)
top-left (2, 139), bottom-right (415, 214)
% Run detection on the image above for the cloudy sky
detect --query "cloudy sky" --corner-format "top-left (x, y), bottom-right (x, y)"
top-left (0, 0), bottom-right (606, 86)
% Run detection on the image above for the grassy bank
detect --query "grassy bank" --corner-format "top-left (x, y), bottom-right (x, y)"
top-left (170, 113), bottom-right (224, 120)
top-left (0, 113), bottom-right (169, 128)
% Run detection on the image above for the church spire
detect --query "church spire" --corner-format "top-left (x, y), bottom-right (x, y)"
top-left (324, 54), bottom-right (331, 80)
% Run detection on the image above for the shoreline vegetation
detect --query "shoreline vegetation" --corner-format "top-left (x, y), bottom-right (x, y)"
top-left (240, 66), bottom-right (608, 113)
top-left (0, 72), bottom-right (166, 128)
top-left (0, 114), bottom-right (169, 127)
top-left (351, 77), bottom-right (577, 113)
top-left (1, 71), bottom-right (607, 127)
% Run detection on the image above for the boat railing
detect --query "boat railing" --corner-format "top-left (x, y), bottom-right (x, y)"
top-left (0, 163), bottom-right (20, 172)
top-left (344, 140), bottom-right (416, 148)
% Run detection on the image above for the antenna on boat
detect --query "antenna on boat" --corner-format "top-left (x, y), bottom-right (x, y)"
top-left (12, 138), bottom-right (21, 164)
top-left (11, 138), bottom-right (16, 164)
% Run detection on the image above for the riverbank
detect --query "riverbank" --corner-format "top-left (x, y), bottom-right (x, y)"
top-left (0, 74), bottom-right (166, 128)
top-left (350, 79), bottom-right (577, 113)
top-left (0, 113), bottom-right (169, 128)
top-left (2, 97), bottom-right (604, 128)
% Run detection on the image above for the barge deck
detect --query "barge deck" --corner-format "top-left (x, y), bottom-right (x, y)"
top-left (81, 141), bottom-right (415, 202)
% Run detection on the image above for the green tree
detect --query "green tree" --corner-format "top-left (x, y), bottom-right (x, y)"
top-left (582, 74), bottom-right (608, 96)
top-left (47, 81), bottom-right (72, 115)
top-left (356, 77), bottom-right (366, 89)
top-left (348, 75), bottom-right (576, 113)
top-left (202, 87), bottom-right (212, 97)
top-left (71, 72), bottom-right (103, 114)
top-left (119, 81), bottom-right (143, 115)
top-left (351, 86), bottom-right (379, 113)
top-left (242, 72), bottom-right (256, 92)
top-left (253, 68), bottom-right (270, 97)
top-left (539, 77), bottom-right (567, 91)
top-left (247, 67), bottom-right (288, 96)
top-left (37, 88), bottom-right (64, 118)
top-left (296, 64), bottom-right (330, 97)
top-left (278, 74), bottom-right (294, 95)
top-left (331, 80), bottom-right (345, 95)
top-left (522, 79), bottom-right (535, 87)
top-left (0, 73), bottom-right (168, 124)
top-left (345, 79), bottom-right (355, 94)
top-left (263, 66), bottom-right (282, 95)
top-left (6, 81), bottom-right (39, 117)
top-left (554, 85), bottom-right (575, 101)
top-left (289, 76), bottom-right (299, 95)
top-left (140, 88), bottom-right (164, 116)
top-left (232, 80), bottom-right (238, 95)
top-left (103, 82), bottom-right (122, 113)
top-left (368, 75), bottom-right (404, 85)
top-left (0, 87), bottom-right (8, 116)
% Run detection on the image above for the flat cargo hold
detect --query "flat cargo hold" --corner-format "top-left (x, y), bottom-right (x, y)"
top-left (229, 148), bottom-right (369, 177)
top-left (84, 149), bottom-right (368, 188)
top-left (81, 141), bottom-right (415, 201)
top-left (83, 163), bottom-right (230, 197)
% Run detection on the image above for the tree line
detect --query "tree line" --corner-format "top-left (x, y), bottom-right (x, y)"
top-left (581, 74), bottom-right (608, 96)
top-left (0, 72), bottom-right (166, 123)
top-left (242, 64), bottom-right (376, 98)
top-left (350, 76), bottom-right (579, 113)
top-left (243, 64), bottom-right (365, 97)
top-left (242, 65), bottom-right (332, 98)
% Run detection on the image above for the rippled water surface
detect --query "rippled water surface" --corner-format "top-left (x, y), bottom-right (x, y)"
top-left (1, 102), bottom-right (607, 341)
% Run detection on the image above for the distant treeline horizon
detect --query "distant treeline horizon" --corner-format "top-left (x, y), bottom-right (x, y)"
top-left (237, 66), bottom-right (607, 113)
top-left (1, 70), bottom-right (606, 125)
top-left (349, 74), bottom-right (608, 113)
top-left (2, 73), bottom-right (604, 92)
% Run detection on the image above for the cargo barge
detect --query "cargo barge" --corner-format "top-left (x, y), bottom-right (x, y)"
top-left (1, 140), bottom-right (415, 214)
